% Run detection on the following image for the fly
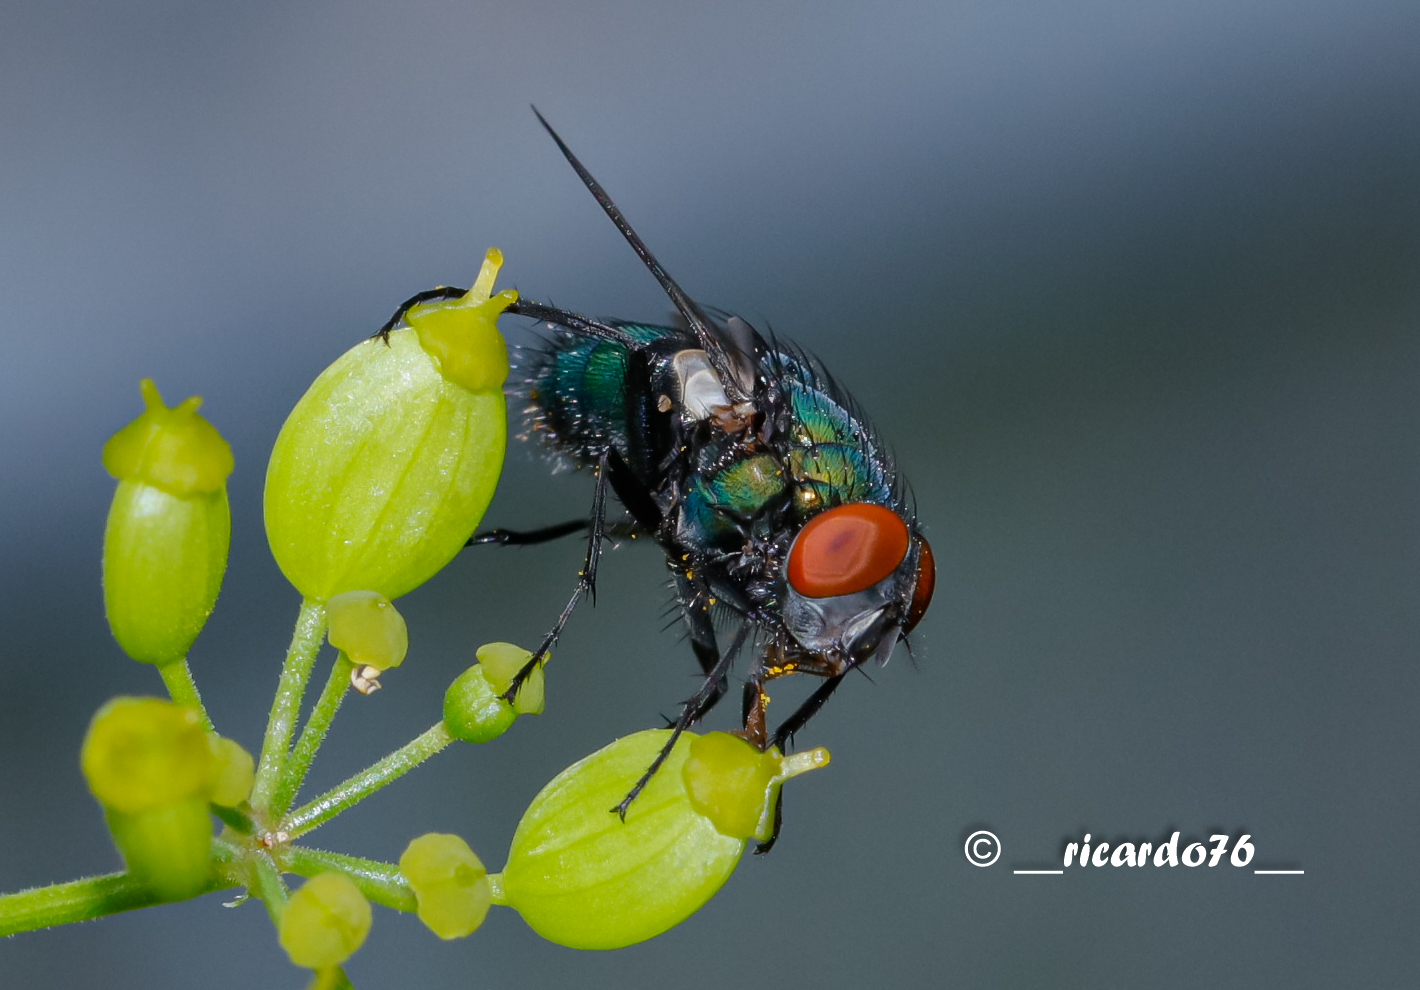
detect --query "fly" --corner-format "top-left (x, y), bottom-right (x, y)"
top-left (380, 111), bottom-right (936, 850)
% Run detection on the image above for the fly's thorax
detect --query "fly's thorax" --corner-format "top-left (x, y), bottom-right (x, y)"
top-left (674, 445), bottom-right (795, 554)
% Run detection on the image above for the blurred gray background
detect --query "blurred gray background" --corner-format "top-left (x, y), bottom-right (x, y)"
top-left (2, 0), bottom-right (1417, 987)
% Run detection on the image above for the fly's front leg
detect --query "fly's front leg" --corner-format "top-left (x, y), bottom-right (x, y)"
top-left (470, 520), bottom-right (647, 547)
top-left (741, 676), bottom-right (769, 751)
top-left (612, 623), bottom-right (748, 820)
top-left (501, 450), bottom-right (611, 702)
top-left (770, 671), bottom-right (848, 751)
top-left (739, 641), bottom-right (792, 750)
top-left (739, 644), bottom-right (844, 751)
top-left (748, 652), bottom-right (850, 854)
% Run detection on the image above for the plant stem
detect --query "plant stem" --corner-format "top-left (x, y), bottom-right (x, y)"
top-left (157, 658), bottom-right (213, 731)
top-left (280, 847), bottom-right (416, 913)
top-left (252, 598), bottom-right (326, 809)
top-left (282, 722), bottom-right (453, 839)
top-left (308, 967), bottom-right (355, 990)
top-left (0, 839), bottom-right (240, 936)
top-left (0, 873), bottom-right (162, 935)
top-left (270, 655), bottom-right (353, 816)
top-left (248, 849), bottom-right (289, 928)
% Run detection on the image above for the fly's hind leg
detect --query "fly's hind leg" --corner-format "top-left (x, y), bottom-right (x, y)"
top-left (468, 519), bottom-right (588, 546)
top-left (469, 520), bottom-right (647, 547)
top-left (500, 450), bottom-right (611, 702)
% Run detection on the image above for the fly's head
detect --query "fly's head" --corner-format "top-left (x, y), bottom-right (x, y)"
top-left (780, 503), bottom-right (935, 668)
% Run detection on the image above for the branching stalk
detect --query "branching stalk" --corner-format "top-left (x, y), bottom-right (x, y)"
top-left (280, 846), bottom-right (416, 913)
top-left (252, 599), bottom-right (327, 809)
top-left (248, 849), bottom-right (290, 928)
top-left (282, 723), bottom-right (453, 839)
top-left (308, 966), bottom-right (355, 990)
top-left (271, 655), bottom-right (354, 816)
top-left (0, 873), bottom-right (168, 935)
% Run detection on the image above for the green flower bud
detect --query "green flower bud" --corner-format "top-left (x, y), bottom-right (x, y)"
top-left (474, 642), bottom-right (544, 715)
top-left (102, 379), bottom-right (232, 665)
top-left (105, 797), bottom-right (212, 900)
top-left (399, 833), bottom-right (491, 940)
top-left (442, 665), bottom-right (516, 744)
top-left (278, 873), bottom-right (373, 969)
top-left (263, 250), bottom-right (515, 602)
top-left (442, 643), bottom-right (545, 744)
top-left (498, 728), bottom-right (818, 950)
top-left (206, 734), bottom-right (255, 807)
top-left (326, 591), bottom-right (408, 670)
top-left (81, 697), bottom-right (210, 813)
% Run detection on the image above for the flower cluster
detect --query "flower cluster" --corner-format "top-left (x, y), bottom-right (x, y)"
top-left (0, 247), bottom-right (834, 980)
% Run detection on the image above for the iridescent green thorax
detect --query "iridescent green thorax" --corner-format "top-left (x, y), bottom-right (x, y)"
top-left (520, 324), bottom-right (901, 554)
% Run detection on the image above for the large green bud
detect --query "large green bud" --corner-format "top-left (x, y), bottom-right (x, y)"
top-left (80, 697), bottom-right (216, 899)
top-left (493, 729), bottom-right (829, 949)
top-left (102, 379), bottom-right (232, 665)
top-left (264, 250), bottom-right (515, 602)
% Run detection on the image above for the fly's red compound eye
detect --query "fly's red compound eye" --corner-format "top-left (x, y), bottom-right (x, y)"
top-left (903, 537), bottom-right (935, 633)
top-left (787, 503), bottom-right (910, 599)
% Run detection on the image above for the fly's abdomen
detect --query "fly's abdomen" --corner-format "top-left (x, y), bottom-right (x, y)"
top-left (520, 323), bottom-right (671, 466)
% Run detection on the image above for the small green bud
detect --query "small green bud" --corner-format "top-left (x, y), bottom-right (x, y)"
top-left (442, 643), bottom-right (545, 743)
top-left (442, 665), bottom-right (516, 744)
top-left (496, 729), bottom-right (743, 950)
top-left (103, 379), bottom-right (231, 665)
top-left (263, 250), bottom-right (514, 602)
top-left (326, 590), bottom-right (408, 670)
top-left (81, 697), bottom-right (210, 813)
top-left (399, 833), bottom-right (492, 940)
top-left (206, 734), bottom-right (255, 807)
top-left (105, 797), bottom-right (212, 900)
top-left (278, 873), bottom-right (373, 969)
top-left (474, 642), bottom-right (544, 715)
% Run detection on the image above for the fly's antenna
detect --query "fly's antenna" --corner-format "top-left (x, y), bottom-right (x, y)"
top-left (531, 107), bottom-right (751, 402)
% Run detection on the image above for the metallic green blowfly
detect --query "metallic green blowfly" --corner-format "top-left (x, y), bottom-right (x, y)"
top-left (379, 112), bottom-right (936, 850)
